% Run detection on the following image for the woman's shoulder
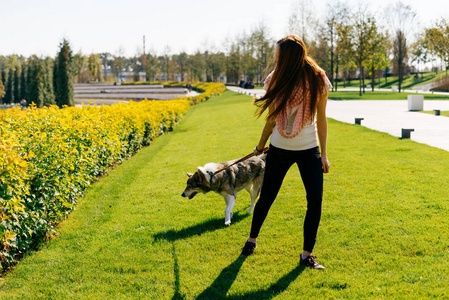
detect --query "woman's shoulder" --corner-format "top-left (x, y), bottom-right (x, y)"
top-left (316, 68), bottom-right (332, 94)
top-left (263, 70), bottom-right (275, 90)
top-left (315, 67), bottom-right (327, 79)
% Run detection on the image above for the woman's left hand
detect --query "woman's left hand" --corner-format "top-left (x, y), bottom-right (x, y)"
top-left (321, 155), bottom-right (330, 173)
top-left (253, 148), bottom-right (263, 156)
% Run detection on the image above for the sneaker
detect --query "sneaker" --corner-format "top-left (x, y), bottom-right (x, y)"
top-left (240, 241), bottom-right (257, 256)
top-left (300, 255), bottom-right (325, 269)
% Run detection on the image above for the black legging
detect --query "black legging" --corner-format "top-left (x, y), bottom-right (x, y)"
top-left (250, 144), bottom-right (323, 253)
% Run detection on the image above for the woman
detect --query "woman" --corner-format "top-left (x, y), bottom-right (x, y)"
top-left (240, 35), bottom-right (331, 270)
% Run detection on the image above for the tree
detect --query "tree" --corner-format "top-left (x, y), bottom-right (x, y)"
top-left (249, 23), bottom-right (274, 83)
top-left (239, 35), bottom-right (258, 82)
top-left (157, 46), bottom-right (172, 81)
top-left (72, 52), bottom-right (88, 83)
top-left (425, 18), bottom-right (449, 75)
top-left (226, 43), bottom-right (242, 84)
top-left (324, 1), bottom-right (350, 91)
top-left (186, 51), bottom-right (206, 82)
top-left (131, 56), bottom-right (141, 82)
top-left (174, 52), bottom-right (188, 82)
top-left (111, 47), bottom-right (126, 82)
top-left (0, 68), bottom-right (6, 95)
top-left (351, 7), bottom-right (377, 96)
top-left (337, 27), bottom-right (357, 87)
top-left (99, 52), bottom-right (112, 81)
top-left (287, 0), bottom-right (318, 48)
top-left (0, 70), bottom-right (5, 101)
top-left (392, 30), bottom-right (408, 92)
top-left (145, 53), bottom-right (160, 82)
top-left (207, 52), bottom-right (226, 82)
top-left (364, 30), bottom-right (390, 91)
top-left (88, 53), bottom-right (102, 82)
top-left (43, 57), bottom-right (56, 106)
top-left (13, 66), bottom-right (20, 102)
top-left (20, 64), bottom-right (28, 101)
top-left (4, 67), bottom-right (13, 104)
top-left (313, 35), bottom-right (331, 75)
top-left (386, 1), bottom-right (416, 92)
top-left (54, 39), bottom-right (74, 107)
top-left (410, 33), bottom-right (430, 79)
top-left (28, 56), bottom-right (56, 108)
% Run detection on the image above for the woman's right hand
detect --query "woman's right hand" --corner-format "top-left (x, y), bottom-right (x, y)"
top-left (321, 155), bottom-right (330, 173)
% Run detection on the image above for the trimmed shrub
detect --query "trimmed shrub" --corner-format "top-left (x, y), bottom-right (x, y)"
top-left (0, 82), bottom-right (226, 270)
top-left (0, 99), bottom-right (189, 269)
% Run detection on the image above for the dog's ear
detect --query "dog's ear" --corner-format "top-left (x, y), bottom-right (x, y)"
top-left (186, 172), bottom-right (193, 178)
top-left (196, 168), bottom-right (211, 188)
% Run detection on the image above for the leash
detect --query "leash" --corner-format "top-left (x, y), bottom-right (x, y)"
top-left (211, 146), bottom-right (269, 176)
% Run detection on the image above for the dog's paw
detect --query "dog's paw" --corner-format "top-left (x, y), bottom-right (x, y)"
top-left (224, 220), bottom-right (231, 226)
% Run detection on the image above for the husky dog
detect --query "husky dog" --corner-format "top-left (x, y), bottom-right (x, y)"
top-left (181, 155), bottom-right (266, 225)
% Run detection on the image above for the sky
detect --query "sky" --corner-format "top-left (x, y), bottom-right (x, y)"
top-left (1, 0), bottom-right (448, 58)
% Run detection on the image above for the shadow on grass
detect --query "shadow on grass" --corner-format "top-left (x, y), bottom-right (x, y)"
top-left (172, 243), bottom-right (185, 300)
top-left (153, 211), bottom-right (249, 242)
top-left (196, 257), bottom-right (306, 300)
top-left (196, 256), bottom-right (247, 300)
top-left (227, 264), bottom-right (306, 299)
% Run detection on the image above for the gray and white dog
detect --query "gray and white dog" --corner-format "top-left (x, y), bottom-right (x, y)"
top-left (181, 154), bottom-right (266, 225)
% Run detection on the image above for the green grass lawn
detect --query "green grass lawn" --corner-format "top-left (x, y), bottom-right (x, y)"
top-left (336, 70), bottom-right (447, 90)
top-left (422, 110), bottom-right (449, 117)
top-left (1, 91), bottom-right (449, 299)
top-left (329, 91), bottom-right (449, 100)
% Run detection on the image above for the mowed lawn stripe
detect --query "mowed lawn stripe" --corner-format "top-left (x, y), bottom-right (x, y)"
top-left (1, 90), bottom-right (448, 299)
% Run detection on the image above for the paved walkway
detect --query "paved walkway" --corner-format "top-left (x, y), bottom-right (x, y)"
top-left (227, 86), bottom-right (449, 152)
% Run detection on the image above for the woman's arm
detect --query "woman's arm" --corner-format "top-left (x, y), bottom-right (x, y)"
top-left (254, 117), bottom-right (276, 155)
top-left (317, 92), bottom-right (330, 173)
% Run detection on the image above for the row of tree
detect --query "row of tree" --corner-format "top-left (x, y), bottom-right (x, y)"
top-left (1, 22), bottom-right (274, 102)
top-left (0, 40), bottom-right (73, 107)
top-left (95, 25), bottom-right (274, 85)
top-left (289, 0), bottom-right (448, 95)
top-left (1, 0), bottom-right (448, 104)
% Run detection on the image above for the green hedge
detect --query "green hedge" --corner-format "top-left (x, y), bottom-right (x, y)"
top-left (0, 100), bottom-right (191, 269)
top-left (0, 82), bottom-right (226, 271)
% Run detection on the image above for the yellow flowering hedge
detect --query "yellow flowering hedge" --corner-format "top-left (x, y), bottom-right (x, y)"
top-left (0, 99), bottom-right (190, 268)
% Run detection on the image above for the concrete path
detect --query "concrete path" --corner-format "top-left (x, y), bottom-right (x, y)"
top-left (326, 100), bottom-right (449, 152)
top-left (227, 86), bottom-right (449, 152)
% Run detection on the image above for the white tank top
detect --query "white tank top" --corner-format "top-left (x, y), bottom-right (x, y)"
top-left (263, 71), bottom-right (331, 151)
top-left (270, 111), bottom-right (318, 151)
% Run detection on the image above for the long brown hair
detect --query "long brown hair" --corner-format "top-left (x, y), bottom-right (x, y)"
top-left (255, 35), bottom-right (325, 121)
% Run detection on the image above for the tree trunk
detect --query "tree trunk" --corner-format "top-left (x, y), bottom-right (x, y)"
top-left (378, 69), bottom-right (381, 89)
top-left (359, 63), bottom-right (362, 96)
top-left (330, 47), bottom-right (334, 91)
top-left (335, 54), bottom-right (339, 91)
top-left (362, 67), bottom-right (365, 94)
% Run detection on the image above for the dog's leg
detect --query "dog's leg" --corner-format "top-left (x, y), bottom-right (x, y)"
top-left (248, 173), bottom-right (263, 214)
top-left (244, 184), bottom-right (257, 214)
top-left (223, 195), bottom-right (236, 226)
top-left (248, 188), bottom-right (257, 214)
